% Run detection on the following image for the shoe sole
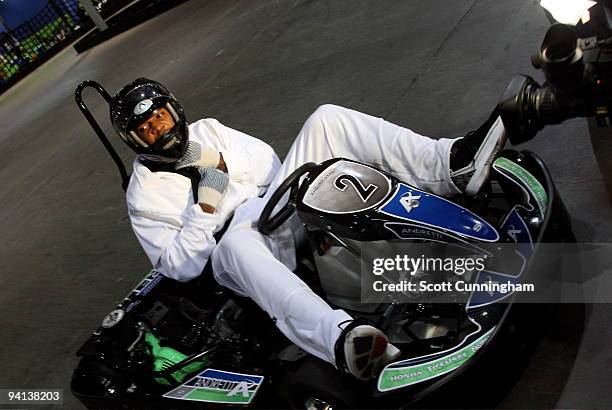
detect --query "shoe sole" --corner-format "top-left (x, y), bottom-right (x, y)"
top-left (465, 116), bottom-right (507, 196)
top-left (344, 326), bottom-right (399, 380)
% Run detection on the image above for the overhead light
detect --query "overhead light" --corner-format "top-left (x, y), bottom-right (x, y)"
top-left (540, 0), bottom-right (597, 25)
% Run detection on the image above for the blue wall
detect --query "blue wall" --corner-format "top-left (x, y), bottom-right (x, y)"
top-left (0, 0), bottom-right (79, 32)
top-left (0, 0), bottom-right (49, 31)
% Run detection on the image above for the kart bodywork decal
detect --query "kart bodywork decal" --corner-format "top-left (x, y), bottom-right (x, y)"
top-left (467, 268), bottom-right (526, 307)
top-left (302, 160), bottom-right (392, 214)
top-left (378, 184), bottom-right (499, 242)
top-left (163, 368), bottom-right (264, 405)
top-left (493, 157), bottom-right (548, 216)
top-left (132, 270), bottom-right (163, 297)
top-left (467, 207), bottom-right (534, 308)
top-left (499, 206), bottom-right (534, 255)
top-left (377, 327), bottom-right (495, 392)
top-left (383, 222), bottom-right (469, 244)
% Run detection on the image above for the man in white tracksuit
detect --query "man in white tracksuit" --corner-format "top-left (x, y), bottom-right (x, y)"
top-left (111, 78), bottom-right (503, 380)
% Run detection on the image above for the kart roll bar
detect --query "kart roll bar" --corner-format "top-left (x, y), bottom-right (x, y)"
top-left (75, 80), bottom-right (130, 191)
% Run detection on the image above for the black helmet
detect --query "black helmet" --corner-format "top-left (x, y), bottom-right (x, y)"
top-left (110, 78), bottom-right (188, 162)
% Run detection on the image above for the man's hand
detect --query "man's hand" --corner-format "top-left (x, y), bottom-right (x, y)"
top-left (197, 167), bottom-right (229, 213)
top-left (175, 141), bottom-right (223, 170)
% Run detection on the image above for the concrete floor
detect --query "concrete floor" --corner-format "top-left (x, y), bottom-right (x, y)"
top-left (0, 0), bottom-right (611, 408)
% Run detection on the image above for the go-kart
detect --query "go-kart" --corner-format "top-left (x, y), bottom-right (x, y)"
top-left (70, 90), bottom-right (572, 410)
top-left (70, 138), bottom-right (573, 410)
top-left (71, 7), bottom-right (612, 407)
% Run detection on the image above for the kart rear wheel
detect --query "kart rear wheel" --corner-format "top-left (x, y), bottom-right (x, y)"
top-left (303, 396), bottom-right (335, 410)
top-left (286, 358), bottom-right (367, 409)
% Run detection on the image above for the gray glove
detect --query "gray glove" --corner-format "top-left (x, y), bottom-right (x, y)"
top-left (175, 141), bottom-right (221, 170)
top-left (198, 167), bottom-right (229, 209)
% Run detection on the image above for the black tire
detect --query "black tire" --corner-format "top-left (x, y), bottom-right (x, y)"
top-left (286, 357), bottom-right (368, 409)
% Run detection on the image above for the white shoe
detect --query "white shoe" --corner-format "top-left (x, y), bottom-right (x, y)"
top-left (451, 116), bottom-right (507, 196)
top-left (336, 323), bottom-right (401, 381)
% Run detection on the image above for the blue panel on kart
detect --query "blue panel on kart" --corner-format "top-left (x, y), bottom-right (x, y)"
top-left (468, 208), bottom-right (533, 307)
top-left (467, 270), bottom-right (525, 308)
top-left (499, 207), bottom-right (533, 259)
top-left (186, 369), bottom-right (263, 385)
top-left (379, 184), bottom-right (499, 242)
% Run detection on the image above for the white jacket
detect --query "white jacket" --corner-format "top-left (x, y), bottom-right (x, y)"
top-left (126, 118), bottom-right (281, 282)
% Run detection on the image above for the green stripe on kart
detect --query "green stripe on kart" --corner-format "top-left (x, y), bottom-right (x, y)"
top-left (186, 387), bottom-right (255, 404)
top-left (378, 327), bottom-right (495, 391)
top-left (493, 157), bottom-right (548, 216)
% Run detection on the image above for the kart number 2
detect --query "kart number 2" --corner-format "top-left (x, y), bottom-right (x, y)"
top-left (334, 174), bottom-right (378, 203)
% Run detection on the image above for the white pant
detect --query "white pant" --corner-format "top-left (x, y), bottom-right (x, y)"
top-left (211, 104), bottom-right (459, 365)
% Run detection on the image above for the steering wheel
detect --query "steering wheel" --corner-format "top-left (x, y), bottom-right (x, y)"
top-left (258, 162), bottom-right (317, 235)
